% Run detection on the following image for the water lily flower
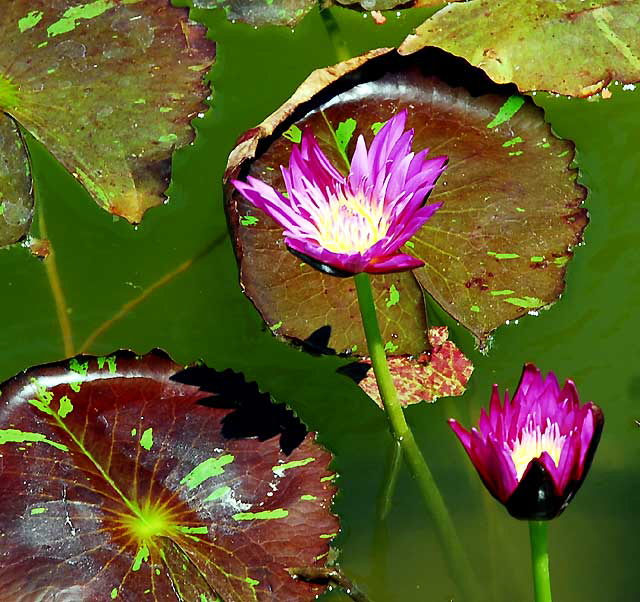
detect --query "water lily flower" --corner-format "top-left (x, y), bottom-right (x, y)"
top-left (232, 110), bottom-right (447, 275)
top-left (449, 364), bottom-right (604, 520)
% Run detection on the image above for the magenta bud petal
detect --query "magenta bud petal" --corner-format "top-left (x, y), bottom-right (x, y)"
top-left (448, 419), bottom-right (472, 451)
top-left (448, 363), bottom-right (604, 521)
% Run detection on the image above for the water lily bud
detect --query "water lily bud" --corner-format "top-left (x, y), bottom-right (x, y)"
top-left (449, 364), bottom-right (604, 520)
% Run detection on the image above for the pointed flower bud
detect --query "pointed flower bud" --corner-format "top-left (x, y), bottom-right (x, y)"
top-left (449, 364), bottom-right (604, 520)
top-left (232, 110), bottom-right (447, 276)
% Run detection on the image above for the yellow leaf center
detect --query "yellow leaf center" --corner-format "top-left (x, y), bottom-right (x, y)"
top-left (119, 500), bottom-right (175, 542)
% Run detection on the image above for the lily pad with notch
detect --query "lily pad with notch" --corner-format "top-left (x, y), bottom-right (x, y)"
top-left (0, 350), bottom-right (338, 601)
top-left (0, 0), bottom-right (215, 241)
top-left (225, 48), bottom-right (587, 351)
top-left (399, 0), bottom-right (640, 97)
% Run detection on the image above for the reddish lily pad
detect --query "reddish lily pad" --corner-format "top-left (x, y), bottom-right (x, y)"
top-left (0, 113), bottom-right (32, 246)
top-left (193, 0), bottom-right (316, 27)
top-left (0, 1), bottom-right (215, 227)
top-left (225, 49), bottom-right (586, 349)
top-left (0, 351), bottom-right (338, 601)
top-left (399, 0), bottom-right (640, 97)
top-left (342, 326), bottom-right (473, 407)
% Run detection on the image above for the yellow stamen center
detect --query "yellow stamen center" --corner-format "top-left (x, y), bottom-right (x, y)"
top-left (510, 418), bottom-right (566, 480)
top-left (314, 195), bottom-right (389, 254)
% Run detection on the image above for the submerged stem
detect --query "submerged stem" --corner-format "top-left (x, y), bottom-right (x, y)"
top-left (319, 5), bottom-right (351, 64)
top-left (78, 234), bottom-right (224, 353)
top-left (354, 272), bottom-right (479, 601)
top-left (529, 521), bottom-right (553, 602)
top-left (379, 440), bottom-right (402, 520)
top-left (39, 207), bottom-right (75, 357)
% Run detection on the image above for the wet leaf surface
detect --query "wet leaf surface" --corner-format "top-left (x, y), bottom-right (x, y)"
top-left (0, 113), bottom-right (32, 246)
top-left (399, 0), bottom-right (640, 97)
top-left (340, 327), bottom-right (473, 406)
top-left (0, 350), bottom-right (338, 601)
top-left (0, 0), bottom-right (215, 227)
top-left (226, 49), bottom-right (586, 348)
top-left (193, 0), bottom-right (317, 27)
top-left (190, 0), bottom-right (444, 27)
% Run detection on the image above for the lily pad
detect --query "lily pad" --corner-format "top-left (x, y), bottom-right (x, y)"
top-left (0, 350), bottom-right (338, 601)
top-left (334, 0), bottom-right (440, 10)
top-left (340, 326), bottom-right (474, 407)
top-left (225, 49), bottom-right (586, 349)
top-left (399, 0), bottom-right (640, 97)
top-left (0, 0), bottom-right (215, 228)
top-left (0, 113), bottom-right (32, 246)
top-left (193, 0), bottom-right (317, 27)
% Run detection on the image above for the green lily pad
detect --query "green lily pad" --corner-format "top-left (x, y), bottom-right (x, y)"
top-left (0, 350), bottom-right (338, 601)
top-left (225, 49), bottom-right (586, 348)
top-left (193, 0), bottom-right (317, 27)
top-left (0, 0), bottom-right (215, 228)
top-left (0, 113), bottom-right (32, 246)
top-left (399, 0), bottom-right (640, 97)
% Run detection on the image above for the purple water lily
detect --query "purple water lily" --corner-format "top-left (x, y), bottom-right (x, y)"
top-left (449, 364), bottom-right (604, 520)
top-left (232, 110), bottom-right (447, 275)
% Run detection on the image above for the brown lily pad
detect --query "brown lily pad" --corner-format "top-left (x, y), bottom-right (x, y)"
top-left (0, 113), bottom-right (32, 246)
top-left (225, 49), bottom-right (587, 350)
top-left (399, 0), bottom-right (640, 97)
top-left (0, 350), bottom-right (338, 601)
top-left (0, 1), bottom-right (215, 227)
top-left (341, 326), bottom-right (474, 407)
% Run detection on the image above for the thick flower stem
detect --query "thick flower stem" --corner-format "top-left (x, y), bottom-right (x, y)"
top-left (529, 521), bottom-right (553, 602)
top-left (353, 272), bottom-right (480, 601)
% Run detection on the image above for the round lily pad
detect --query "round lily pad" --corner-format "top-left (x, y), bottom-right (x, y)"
top-left (225, 49), bottom-right (586, 350)
top-left (0, 0), bottom-right (215, 227)
top-left (0, 350), bottom-right (338, 601)
top-left (399, 0), bottom-right (640, 97)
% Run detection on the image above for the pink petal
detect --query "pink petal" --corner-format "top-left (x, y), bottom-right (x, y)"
top-left (448, 419), bottom-right (472, 452)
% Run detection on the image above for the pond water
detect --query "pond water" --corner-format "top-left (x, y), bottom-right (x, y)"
top-left (1, 4), bottom-right (639, 601)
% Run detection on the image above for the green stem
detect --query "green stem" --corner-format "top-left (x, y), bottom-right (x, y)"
top-left (379, 440), bottom-right (402, 520)
top-left (529, 521), bottom-right (553, 602)
top-left (354, 272), bottom-right (480, 601)
top-left (319, 5), bottom-right (350, 63)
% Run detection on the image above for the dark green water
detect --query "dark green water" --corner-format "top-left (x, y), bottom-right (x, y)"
top-left (2, 4), bottom-right (639, 601)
